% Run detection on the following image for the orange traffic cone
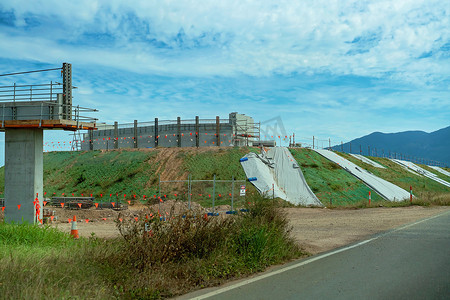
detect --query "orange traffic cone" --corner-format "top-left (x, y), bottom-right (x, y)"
top-left (70, 215), bottom-right (79, 239)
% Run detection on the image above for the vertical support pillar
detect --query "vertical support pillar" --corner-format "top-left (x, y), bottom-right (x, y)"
top-left (88, 129), bottom-right (94, 151)
top-left (62, 62), bottom-right (72, 120)
top-left (195, 116), bottom-right (199, 148)
top-left (216, 116), bottom-right (220, 146)
top-left (134, 120), bottom-right (138, 149)
top-left (114, 121), bottom-right (118, 149)
top-left (154, 118), bottom-right (159, 147)
top-left (177, 117), bottom-right (181, 147)
top-left (4, 129), bottom-right (43, 224)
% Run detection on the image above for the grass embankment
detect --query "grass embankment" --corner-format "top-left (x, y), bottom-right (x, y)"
top-left (0, 147), bottom-right (259, 208)
top-left (335, 152), bottom-right (450, 206)
top-left (0, 197), bottom-right (304, 299)
top-left (289, 148), bottom-right (383, 206)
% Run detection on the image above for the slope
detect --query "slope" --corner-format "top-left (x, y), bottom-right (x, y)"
top-left (335, 152), bottom-right (450, 199)
top-left (289, 148), bottom-right (384, 206)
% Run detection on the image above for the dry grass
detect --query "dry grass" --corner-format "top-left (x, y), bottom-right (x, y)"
top-left (0, 196), bottom-right (305, 299)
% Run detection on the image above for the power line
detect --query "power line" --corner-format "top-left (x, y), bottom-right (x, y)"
top-left (0, 67), bottom-right (62, 77)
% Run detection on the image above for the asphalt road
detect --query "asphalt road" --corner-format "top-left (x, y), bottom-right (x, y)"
top-left (186, 210), bottom-right (450, 300)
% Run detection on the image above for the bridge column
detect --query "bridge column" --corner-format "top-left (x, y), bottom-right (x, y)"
top-left (4, 128), bottom-right (43, 224)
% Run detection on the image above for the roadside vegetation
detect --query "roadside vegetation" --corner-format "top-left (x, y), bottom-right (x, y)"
top-left (0, 195), bottom-right (305, 299)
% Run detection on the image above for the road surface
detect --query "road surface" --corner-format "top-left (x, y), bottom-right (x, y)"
top-left (183, 210), bottom-right (450, 300)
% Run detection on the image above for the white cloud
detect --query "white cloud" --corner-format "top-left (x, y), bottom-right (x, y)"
top-left (0, 0), bottom-right (449, 167)
top-left (0, 0), bottom-right (448, 85)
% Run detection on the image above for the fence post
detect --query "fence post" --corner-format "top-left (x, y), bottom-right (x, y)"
top-left (216, 116), bottom-right (220, 146)
top-left (313, 136), bottom-right (314, 149)
top-left (188, 174), bottom-right (191, 210)
top-left (231, 176), bottom-right (234, 211)
top-left (177, 117), bottom-right (181, 147)
top-left (89, 129), bottom-right (94, 151)
top-left (158, 174), bottom-right (161, 213)
top-left (212, 174), bottom-right (216, 213)
top-left (114, 121), bottom-right (118, 149)
top-left (134, 120), bottom-right (138, 148)
top-left (195, 116), bottom-right (199, 148)
top-left (154, 118), bottom-right (159, 147)
top-left (410, 186), bottom-right (413, 204)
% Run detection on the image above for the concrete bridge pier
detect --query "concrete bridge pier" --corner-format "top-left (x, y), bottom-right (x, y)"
top-left (4, 128), bottom-right (43, 224)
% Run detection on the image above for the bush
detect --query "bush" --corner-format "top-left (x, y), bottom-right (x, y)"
top-left (0, 196), bottom-right (305, 299)
top-left (112, 196), bottom-right (304, 298)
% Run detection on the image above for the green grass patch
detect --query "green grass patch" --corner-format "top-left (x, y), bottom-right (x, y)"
top-left (0, 195), bottom-right (305, 299)
top-left (0, 147), bottom-right (260, 208)
top-left (289, 148), bottom-right (383, 206)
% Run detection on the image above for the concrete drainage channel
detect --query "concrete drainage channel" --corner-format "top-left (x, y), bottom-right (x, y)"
top-left (391, 159), bottom-right (450, 188)
top-left (240, 147), bottom-right (323, 206)
top-left (241, 147), bottom-right (415, 205)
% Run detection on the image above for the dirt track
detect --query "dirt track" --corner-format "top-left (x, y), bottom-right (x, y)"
top-left (46, 204), bottom-right (450, 255)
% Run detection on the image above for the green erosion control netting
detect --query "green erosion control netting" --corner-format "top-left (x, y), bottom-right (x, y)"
top-left (1, 147), bottom-right (447, 208)
top-left (337, 152), bottom-right (450, 195)
top-left (0, 147), bottom-right (261, 210)
top-left (289, 148), bottom-right (383, 206)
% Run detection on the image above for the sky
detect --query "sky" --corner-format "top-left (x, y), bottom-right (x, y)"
top-left (0, 0), bottom-right (449, 165)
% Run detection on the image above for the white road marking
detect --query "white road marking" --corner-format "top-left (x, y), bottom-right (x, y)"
top-left (189, 210), bottom-right (450, 299)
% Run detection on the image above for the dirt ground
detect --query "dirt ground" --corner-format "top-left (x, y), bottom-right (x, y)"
top-left (42, 203), bottom-right (450, 255)
top-left (284, 206), bottom-right (449, 254)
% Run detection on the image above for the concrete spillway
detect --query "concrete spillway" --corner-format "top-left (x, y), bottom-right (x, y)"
top-left (349, 154), bottom-right (386, 168)
top-left (429, 166), bottom-right (450, 177)
top-left (240, 147), bottom-right (322, 206)
top-left (391, 159), bottom-right (450, 188)
top-left (314, 149), bottom-right (410, 202)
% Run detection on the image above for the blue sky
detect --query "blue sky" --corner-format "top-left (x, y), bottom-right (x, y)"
top-left (0, 0), bottom-right (449, 165)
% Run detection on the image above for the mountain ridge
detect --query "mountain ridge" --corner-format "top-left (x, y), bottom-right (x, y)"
top-left (332, 126), bottom-right (450, 167)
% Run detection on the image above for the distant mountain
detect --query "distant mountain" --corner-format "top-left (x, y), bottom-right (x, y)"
top-left (332, 126), bottom-right (450, 167)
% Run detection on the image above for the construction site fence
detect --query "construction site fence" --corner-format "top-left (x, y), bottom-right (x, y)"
top-left (158, 175), bottom-right (249, 213)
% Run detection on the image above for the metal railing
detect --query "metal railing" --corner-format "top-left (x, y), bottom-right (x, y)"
top-left (0, 81), bottom-right (97, 125)
top-left (0, 82), bottom-right (62, 103)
